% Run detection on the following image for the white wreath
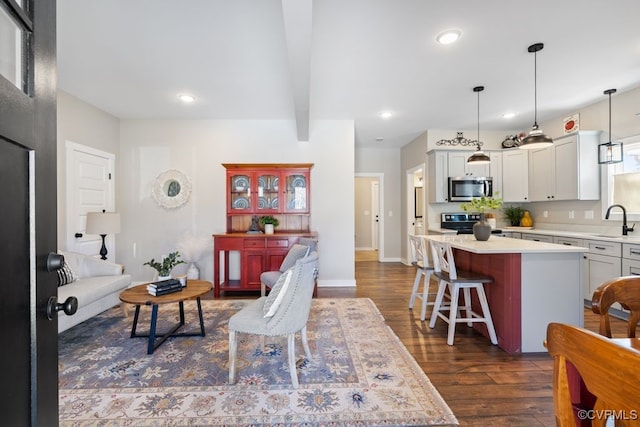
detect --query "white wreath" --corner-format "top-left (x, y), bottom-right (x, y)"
top-left (152, 169), bottom-right (192, 209)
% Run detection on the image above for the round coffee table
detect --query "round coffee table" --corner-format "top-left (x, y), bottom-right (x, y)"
top-left (119, 280), bottom-right (212, 354)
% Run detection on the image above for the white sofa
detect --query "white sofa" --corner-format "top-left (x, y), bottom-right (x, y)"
top-left (57, 250), bottom-right (132, 333)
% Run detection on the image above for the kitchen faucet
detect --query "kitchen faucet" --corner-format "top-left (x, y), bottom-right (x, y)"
top-left (605, 204), bottom-right (635, 236)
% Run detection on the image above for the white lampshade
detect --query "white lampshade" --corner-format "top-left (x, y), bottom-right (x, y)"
top-left (85, 212), bottom-right (121, 235)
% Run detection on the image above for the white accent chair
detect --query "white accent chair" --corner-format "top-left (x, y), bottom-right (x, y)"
top-left (229, 252), bottom-right (319, 388)
top-left (408, 234), bottom-right (435, 321)
top-left (428, 240), bottom-right (498, 346)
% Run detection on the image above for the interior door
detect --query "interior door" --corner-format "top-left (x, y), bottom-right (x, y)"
top-left (65, 142), bottom-right (115, 254)
top-left (0, 0), bottom-right (58, 424)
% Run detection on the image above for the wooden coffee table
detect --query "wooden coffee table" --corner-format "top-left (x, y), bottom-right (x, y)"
top-left (119, 280), bottom-right (212, 354)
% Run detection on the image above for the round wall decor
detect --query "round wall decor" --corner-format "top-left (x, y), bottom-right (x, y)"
top-left (152, 169), bottom-right (192, 209)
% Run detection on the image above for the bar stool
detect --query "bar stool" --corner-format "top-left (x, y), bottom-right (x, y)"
top-left (428, 239), bottom-right (498, 346)
top-left (408, 234), bottom-right (435, 321)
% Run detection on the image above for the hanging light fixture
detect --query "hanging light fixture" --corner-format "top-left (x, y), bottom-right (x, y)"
top-left (467, 86), bottom-right (490, 164)
top-left (520, 43), bottom-right (553, 149)
top-left (598, 88), bottom-right (623, 164)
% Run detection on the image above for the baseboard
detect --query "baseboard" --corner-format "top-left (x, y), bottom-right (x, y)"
top-left (317, 279), bottom-right (356, 288)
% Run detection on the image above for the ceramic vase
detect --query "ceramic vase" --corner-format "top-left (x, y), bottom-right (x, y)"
top-left (473, 213), bottom-right (492, 241)
top-left (158, 274), bottom-right (171, 281)
top-left (264, 224), bottom-right (274, 235)
top-left (187, 262), bottom-right (200, 280)
top-left (521, 211), bottom-right (534, 227)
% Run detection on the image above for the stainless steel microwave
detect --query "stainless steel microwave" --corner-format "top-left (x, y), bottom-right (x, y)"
top-left (447, 176), bottom-right (493, 201)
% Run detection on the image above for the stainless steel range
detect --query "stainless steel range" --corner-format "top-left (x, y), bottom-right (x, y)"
top-left (440, 212), bottom-right (502, 235)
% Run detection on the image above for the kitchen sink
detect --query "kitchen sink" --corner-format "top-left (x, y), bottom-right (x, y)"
top-left (589, 234), bottom-right (625, 239)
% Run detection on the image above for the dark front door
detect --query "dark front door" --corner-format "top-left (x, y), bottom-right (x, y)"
top-left (0, 0), bottom-right (58, 424)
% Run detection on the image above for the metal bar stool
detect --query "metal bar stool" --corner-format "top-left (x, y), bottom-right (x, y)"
top-left (428, 239), bottom-right (498, 346)
top-left (408, 234), bottom-right (435, 321)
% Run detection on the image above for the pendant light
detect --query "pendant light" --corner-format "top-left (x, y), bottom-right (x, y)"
top-left (598, 89), bottom-right (623, 164)
top-left (520, 43), bottom-right (553, 149)
top-left (467, 86), bottom-right (490, 164)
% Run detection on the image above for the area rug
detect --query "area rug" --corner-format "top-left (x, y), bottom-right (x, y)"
top-left (59, 298), bottom-right (457, 426)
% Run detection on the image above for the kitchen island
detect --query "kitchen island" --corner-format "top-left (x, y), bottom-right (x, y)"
top-left (423, 235), bottom-right (587, 353)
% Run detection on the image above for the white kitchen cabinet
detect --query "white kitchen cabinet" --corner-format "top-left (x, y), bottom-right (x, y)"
top-left (584, 239), bottom-right (622, 301)
top-left (502, 149), bottom-right (529, 202)
top-left (528, 131), bottom-right (601, 202)
top-left (427, 150), bottom-right (449, 203)
top-left (623, 243), bottom-right (640, 277)
top-left (521, 233), bottom-right (553, 243)
top-left (553, 236), bottom-right (585, 247)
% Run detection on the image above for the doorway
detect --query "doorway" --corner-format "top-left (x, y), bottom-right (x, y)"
top-left (406, 164), bottom-right (425, 263)
top-left (354, 173), bottom-right (384, 262)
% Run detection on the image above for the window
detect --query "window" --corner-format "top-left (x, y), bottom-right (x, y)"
top-left (0, 0), bottom-right (31, 94)
top-left (602, 135), bottom-right (640, 221)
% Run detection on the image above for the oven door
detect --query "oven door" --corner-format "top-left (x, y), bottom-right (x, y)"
top-left (448, 177), bottom-right (492, 201)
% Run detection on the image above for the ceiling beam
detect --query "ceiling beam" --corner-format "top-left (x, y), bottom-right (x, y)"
top-left (281, 0), bottom-right (312, 142)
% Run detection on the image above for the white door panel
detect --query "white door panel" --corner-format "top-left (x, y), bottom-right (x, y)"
top-left (66, 142), bottom-right (116, 256)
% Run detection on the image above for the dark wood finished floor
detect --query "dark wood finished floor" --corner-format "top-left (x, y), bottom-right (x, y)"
top-left (219, 251), bottom-right (628, 426)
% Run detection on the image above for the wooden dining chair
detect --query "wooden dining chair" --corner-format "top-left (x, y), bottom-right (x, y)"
top-left (546, 323), bottom-right (640, 427)
top-left (591, 275), bottom-right (640, 338)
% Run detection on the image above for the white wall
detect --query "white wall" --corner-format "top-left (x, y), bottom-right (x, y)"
top-left (117, 119), bottom-right (355, 286)
top-left (56, 91), bottom-right (120, 249)
top-left (355, 147), bottom-right (401, 261)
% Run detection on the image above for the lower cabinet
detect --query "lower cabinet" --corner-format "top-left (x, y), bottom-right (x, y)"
top-left (521, 233), bottom-right (553, 243)
top-left (583, 239), bottom-right (622, 302)
top-left (213, 233), bottom-right (316, 297)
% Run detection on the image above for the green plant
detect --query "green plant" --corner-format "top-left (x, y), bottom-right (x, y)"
top-left (503, 205), bottom-right (525, 226)
top-left (460, 195), bottom-right (503, 214)
top-left (259, 215), bottom-right (279, 227)
top-left (144, 251), bottom-right (185, 276)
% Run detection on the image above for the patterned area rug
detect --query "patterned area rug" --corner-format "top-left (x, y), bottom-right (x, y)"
top-left (59, 298), bottom-right (457, 426)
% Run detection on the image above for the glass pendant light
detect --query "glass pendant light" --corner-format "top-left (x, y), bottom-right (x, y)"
top-left (598, 88), bottom-right (623, 164)
top-left (467, 86), bottom-right (491, 164)
top-left (520, 43), bottom-right (553, 149)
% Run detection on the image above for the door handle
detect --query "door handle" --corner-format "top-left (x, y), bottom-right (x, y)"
top-left (75, 232), bottom-right (83, 238)
top-left (46, 296), bottom-right (78, 320)
top-left (46, 252), bottom-right (64, 272)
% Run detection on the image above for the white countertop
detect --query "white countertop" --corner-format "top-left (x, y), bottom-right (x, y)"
top-left (424, 234), bottom-right (588, 254)
top-left (428, 226), bottom-right (640, 244)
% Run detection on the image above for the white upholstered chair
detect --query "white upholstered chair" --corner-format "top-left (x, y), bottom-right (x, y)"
top-left (229, 252), bottom-right (319, 388)
top-left (428, 240), bottom-right (498, 346)
top-left (408, 234), bottom-right (435, 321)
top-left (260, 237), bottom-right (317, 297)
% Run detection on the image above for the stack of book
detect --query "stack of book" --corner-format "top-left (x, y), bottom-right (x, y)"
top-left (147, 279), bottom-right (183, 296)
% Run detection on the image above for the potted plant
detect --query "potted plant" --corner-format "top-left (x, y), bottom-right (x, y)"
top-left (259, 215), bottom-right (279, 235)
top-left (504, 205), bottom-right (526, 227)
top-left (144, 251), bottom-right (185, 280)
top-left (460, 195), bottom-right (503, 241)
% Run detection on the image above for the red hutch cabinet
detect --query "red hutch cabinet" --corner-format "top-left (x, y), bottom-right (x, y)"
top-left (213, 163), bottom-right (316, 297)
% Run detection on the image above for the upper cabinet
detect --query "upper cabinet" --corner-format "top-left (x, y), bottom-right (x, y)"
top-left (502, 149), bottom-right (529, 203)
top-left (528, 131), bottom-right (601, 202)
top-left (223, 163), bottom-right (313, 232)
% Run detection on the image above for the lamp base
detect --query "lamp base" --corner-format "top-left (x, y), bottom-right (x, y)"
top-left (99, 234), bottom-right (108, 260)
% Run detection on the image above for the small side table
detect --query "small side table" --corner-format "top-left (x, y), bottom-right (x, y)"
top-left (119, 280), bottom-right (212, 354)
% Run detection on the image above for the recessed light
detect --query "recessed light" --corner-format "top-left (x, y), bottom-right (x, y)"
top-left (178, 94), bottom-right (196, 103)
top-left (379, 111), bottom-right (393, 119)
top-left (502, 112), bottom-right (516, 119)
top-left (436, 29), bottom-right (461, 45)
top-left (375, 137), bottom-right (385, 142)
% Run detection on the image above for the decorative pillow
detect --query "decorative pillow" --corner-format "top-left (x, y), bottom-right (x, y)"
top-left (263, 268), bottom-right (293, 318)
top-left (57, 261), bottom-right (77, 287)
top-left (279, 244), bottom-right (310, 273)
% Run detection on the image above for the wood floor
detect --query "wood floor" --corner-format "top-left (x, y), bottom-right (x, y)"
top-left (220, 251), bottom-right (628, 426)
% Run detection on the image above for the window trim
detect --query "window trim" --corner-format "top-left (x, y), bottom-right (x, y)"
top-left (600, 133), bottom-right (640, 222)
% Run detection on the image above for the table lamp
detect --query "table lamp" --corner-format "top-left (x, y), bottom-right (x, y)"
top-left (85, 211), bottom-right (121, 260)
